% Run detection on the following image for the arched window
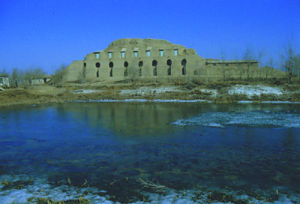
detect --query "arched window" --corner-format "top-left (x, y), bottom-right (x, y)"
top-left (167, 59), bottom-right (172, 66)
top-left (152, 60), bottom-right (158, 66)
top-left (95, 62), bottom-right (100, 68)
top-left (109, 62), bottom-right (114, 68)
top-left (138, 61), bottom-right (143, 67)
top-left (124, 61), bottom-right (128, 67)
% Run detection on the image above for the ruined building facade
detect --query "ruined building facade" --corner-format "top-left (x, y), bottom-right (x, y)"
top-left (63, 38), bottom-right (258, 82)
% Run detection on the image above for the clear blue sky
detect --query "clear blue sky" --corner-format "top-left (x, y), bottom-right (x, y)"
top-left (1, 0), bottom-right (300, 74)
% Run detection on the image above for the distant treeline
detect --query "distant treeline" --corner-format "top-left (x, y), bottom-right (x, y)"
top-left (239, 44), bottom-right (300, 81)
top-left (0, 65), bottom-right (67, 87)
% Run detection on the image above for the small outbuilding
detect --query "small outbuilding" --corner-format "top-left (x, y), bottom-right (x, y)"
top-left (30, 76), bottom-right (51, 85)
top-left (0, 75), bottom-right (10, 88)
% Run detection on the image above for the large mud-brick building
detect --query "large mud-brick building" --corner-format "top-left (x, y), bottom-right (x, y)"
top-left (63, 38), bottom-right (258, 82)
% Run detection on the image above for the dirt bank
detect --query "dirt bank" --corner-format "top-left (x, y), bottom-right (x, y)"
top-left (1, 82), bottom-right (300, 108)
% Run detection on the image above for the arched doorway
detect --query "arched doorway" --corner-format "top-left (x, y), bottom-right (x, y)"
top-left (109, 62), bottom-right (114, 77)
top-left (138, 61), bottom-right (143, 76)
top-left (181, 59), bottom-right (187, 75)
top-left (95, 62), bottom-right (100, 78)
top-left (124, 61), bottom-right (128, 77)
top-left (167, 59), bottom-right (172, 75)
top-left (152, 60), bottom-right (158, 76)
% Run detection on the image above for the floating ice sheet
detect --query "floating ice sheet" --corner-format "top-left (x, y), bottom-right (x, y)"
top-left (172, 111), bottom-right (300, 128)
top-left (73, 99), bottom-right (211, 103)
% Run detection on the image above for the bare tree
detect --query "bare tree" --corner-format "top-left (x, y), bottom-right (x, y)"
top-left (294, 54), bottom-right (300, 81)
top-left (52, 64), bottom-right (67, 85)
top-left (24, 68), bottom-right (46, 81)
top-left (265, 57), bottom-right (274, 80)
top-left (282, 41), bottom-right (295, 82)
top-left (242, 47), bottom-right (255, 80)
top-left (257, 50), bottom-right (265, 79)
top-left (11, 68), bottom-right (21, 87)
top-left (0, 68), bottom-right (8, 77)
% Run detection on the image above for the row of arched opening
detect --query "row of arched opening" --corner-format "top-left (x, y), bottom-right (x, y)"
top-left (93, 59), bottom-right (187, 78)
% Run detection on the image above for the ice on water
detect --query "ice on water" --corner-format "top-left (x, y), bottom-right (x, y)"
top-left (0, 174), bottom-right (298, 204)
top-left (173, 110), bottom-right (300, 128)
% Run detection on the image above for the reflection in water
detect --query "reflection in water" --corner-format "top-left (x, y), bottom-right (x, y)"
top-left (59, 103), bottom-right (216, 137)
top-left (0, 103), bottom-right (299, 203)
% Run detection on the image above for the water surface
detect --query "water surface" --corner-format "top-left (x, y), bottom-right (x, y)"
top-left (0, 102), bottom-right (299, 203)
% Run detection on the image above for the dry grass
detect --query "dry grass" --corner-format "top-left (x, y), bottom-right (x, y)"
top-left (1, 81), bottom-right (300, 108)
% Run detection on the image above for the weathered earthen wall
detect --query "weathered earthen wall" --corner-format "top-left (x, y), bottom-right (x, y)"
top-left (64, 38), bottom-right (283, 83)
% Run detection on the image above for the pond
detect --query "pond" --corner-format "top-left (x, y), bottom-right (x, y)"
top-left (0, 102), bottom-right (300, 203)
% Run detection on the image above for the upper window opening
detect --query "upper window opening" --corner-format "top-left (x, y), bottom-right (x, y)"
top-left (159, 49), bottom-right (164, 57)
top-left (108, 52), bottom-right (112, 59)
top-left (146, 50), bottom-right (151, 57)
top-left (84, 62), bottom-right (86, 67)
top-left (134, 51), bottom-right (138, 57)
top-left (181, 59), bottom-right (187, 66)
top-left (121, 51), bottom-right (125, 58)
top-left (95, 53), bottom-right (100, 59)
top-left (174, 49), bottom-right (178, 56)
top-left (95, 62), bottom-right (100, 68)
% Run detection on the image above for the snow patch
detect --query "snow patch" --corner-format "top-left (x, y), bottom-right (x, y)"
top-left (200, 89), bottom-right (218, 97)
top-left (228, 85), bottom-right (282, 98)
top-left (72, 89), bottom-right (104, 94)
top-left (238, 100), bottom-right (254, 104)
top-left (120, 86), bottom-right (183, 96)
